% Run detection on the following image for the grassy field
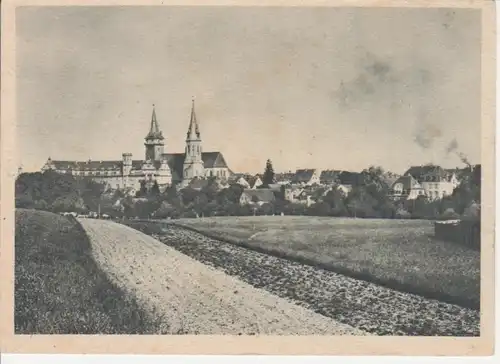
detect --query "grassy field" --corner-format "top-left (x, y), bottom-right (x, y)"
top-left (174, 216), bottom-right (480, 309)
top-left (15, 209), bottom-right (164, 334)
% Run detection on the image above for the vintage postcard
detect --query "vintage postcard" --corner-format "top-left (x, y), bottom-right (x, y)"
top-left (0, 0), bottom-right (496, 356)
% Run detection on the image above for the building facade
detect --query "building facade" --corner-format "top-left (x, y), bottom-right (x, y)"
top-left (403, 165), bottom-right (459, 200)
top-left (41, 100), bottom-right (231, 191)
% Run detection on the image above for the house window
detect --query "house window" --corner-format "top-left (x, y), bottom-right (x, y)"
top-left (393, 183), bottom-right (403, 194)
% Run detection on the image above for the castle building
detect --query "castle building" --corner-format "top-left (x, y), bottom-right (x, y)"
top-left (41, 100), bottom-right (231, 191)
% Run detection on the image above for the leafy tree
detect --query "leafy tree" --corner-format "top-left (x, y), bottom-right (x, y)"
top-left (134, 200), bottom-right (160, 219)
top-left (200, 177), bottom-right (219, 201)
top-left (154, 201), bottom-right (181, 219)
top-left (216, 183), bottom-right (244, 205)
top-left (33, 199), bottom-right (48, 210)
top-left (181, 187), bottom-right (201, 206)
top-left (262, 159), bottom-right (275, 187)
top-left (257, 202), bottom-right (274, 216)
top-left (323, 188), bottom-right (348, 216)
top-left (202, 201), bottom-right (219, 217)
top-left (50, 194), bottom-right (86, 213)
top-left (307, 201), bottom-right (331, 216)
top-left (136, 180), bottom-right (148, 198)
top-left (283, 202), bottom-right (307, 216)
top-left (75, 177), bottom-right (106, 212)
top-left (162, 185), bottom-right (182, 207)
top-left (150, 181), bottom-right (161, 197)
top-left (193, 193), bottom-right (209, 216)
top-left (345, 186), bottom-right (378, 218)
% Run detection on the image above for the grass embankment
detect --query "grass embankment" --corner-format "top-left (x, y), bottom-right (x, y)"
top-left (173, 216), bottom-right (480, 309)
top-left (15, 209), bottom-right (165, 334)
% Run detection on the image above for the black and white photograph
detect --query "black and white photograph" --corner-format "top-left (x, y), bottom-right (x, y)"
top-left (1, 0), bottom-right (496, 357)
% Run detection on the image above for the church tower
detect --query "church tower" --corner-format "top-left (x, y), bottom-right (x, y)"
top-left (183, 99), bottom-right (204, 181)
top-left (144, 105), bottom-right (164, 161)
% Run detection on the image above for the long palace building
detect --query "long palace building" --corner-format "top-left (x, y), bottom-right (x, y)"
top-left (41, 100), bottom-right (231, 191)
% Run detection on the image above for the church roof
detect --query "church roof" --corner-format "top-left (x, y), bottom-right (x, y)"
top-left (186, 99), bottom-right (201, 140)
top-left (162, 151), bottom-right (229, 182)
top-left (145, 106), bottom-right (164, 140)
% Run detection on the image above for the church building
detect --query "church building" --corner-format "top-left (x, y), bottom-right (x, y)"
top-left (41, 100), bottom-right (231, 191)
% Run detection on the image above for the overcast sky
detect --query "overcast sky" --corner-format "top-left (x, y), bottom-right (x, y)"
top-left (17, 6), bottom-right (481, 174)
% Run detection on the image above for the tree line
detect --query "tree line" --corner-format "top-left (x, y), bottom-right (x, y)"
top-left (15, 163), bottom-right (480, 221)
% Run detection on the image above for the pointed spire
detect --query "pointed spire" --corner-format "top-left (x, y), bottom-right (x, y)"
top-left (187, 97), bottom-right (201, 140)
top-left (146, 104), bottom-right (164, 140)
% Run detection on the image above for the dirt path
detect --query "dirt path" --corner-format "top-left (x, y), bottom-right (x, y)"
top-left (154, 224), bottom-right (479, 336)
top-left (79, 218), bottom-right (367, 335)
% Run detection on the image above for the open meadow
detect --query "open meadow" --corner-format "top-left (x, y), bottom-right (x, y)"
top-left (173, 216), bottom-right (480, 309)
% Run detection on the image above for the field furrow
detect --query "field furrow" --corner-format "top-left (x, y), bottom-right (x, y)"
top-left (79, 218), bottom-right (367, 335)
top-left (154, 225), bottom-right (479, 336)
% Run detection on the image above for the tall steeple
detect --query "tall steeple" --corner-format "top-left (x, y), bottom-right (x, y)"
top-left (146, 104), bottom-right (164, 140)
top-left (183, 98), bottom-right (204, 184)
top-left (186, 98), bottom-right (200, 140)
top-left (144, 104), bottom-right (165, 161)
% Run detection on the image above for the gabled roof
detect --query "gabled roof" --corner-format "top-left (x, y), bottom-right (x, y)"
top-left (241, 188), bottom-right (276, 203)
top-left (131, 160), bottom-right (163, 170)
top-left (380, 173), bottom-right (401, 187)
top-left (391, 175), bottom-right (423, 192)
top-left (404, 165), bottom-right (450, 182)
top-left (267, 183), bottom-right (282, 192)
top-left (246, 175), bottom-right (262, 188)
top-left (162, 151), bottom-right (229, 183)
top-left (337, 171), bottom-right (362, 185)
top-left (274, 172), bottom-right (295, 182)
top-left (292, 169), bottom-right (317, 183)
top-left (320, 170), bottom-right (340, 184)
top-left (202, 152), bottom-right (228, 168)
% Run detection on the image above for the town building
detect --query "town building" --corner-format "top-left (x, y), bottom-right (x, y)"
top-left (239, 188), bottom-right (276, 206)
top-left (389, 175), bottom-right (426, 200)
top-left (41, 100), bottom-right (231, 191)
top-left (291, 169), bottom-right (321, 186)
top-left (403, 165), bottom-right (459, 200)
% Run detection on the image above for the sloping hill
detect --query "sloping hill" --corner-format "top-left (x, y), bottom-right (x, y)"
top-left (79, 218), bottom-right (366, 335)
top-left (15, 209), bottom-right (165, 334)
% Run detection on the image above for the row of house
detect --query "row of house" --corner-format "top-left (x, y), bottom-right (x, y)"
top-left (232, 165), bottom-right (470, 207)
